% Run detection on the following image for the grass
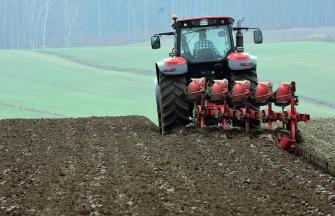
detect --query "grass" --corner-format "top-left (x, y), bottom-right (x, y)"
top-left (0, 41), bottom-right (334, 122)
top-left (44, 44), bottom-right (170, 71)
top-left (0, 50), bottom-right (156, 120)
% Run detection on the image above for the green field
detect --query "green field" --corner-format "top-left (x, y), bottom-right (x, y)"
top-left (0, 41), bottom-right (334, 122)
top-left (0, 50), bottom-right (156, 120)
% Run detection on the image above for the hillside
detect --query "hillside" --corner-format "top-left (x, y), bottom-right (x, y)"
top-left (0, 41), bottom-right (335, 122)
top-left (0, 50), bottom-right (156, 120)
top-left (0, 116), bottom-right (334, 215)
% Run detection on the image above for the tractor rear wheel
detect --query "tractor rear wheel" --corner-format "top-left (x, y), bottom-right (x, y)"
top-left (230, 69), bottom-right (261, 128)
top-left (159, 73), bottom-right (190, 134)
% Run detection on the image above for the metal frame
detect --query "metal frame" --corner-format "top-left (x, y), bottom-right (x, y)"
top-left (186, 79), bottom-right (310, 153)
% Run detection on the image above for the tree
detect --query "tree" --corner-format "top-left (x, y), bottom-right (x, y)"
top-left (42, 0), bottom-right (55, 48)
top-left (0, 0), bottom-right (334, 49)
top-left (63, 0), bottom-right (80, 47)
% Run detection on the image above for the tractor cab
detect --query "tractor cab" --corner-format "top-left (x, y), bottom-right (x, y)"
top-left (151, 16), bottom-right (263, 79)
top-left (151, 16), bottom-right (263, 58)
top-left (175, 16), bottom-right (234, 63)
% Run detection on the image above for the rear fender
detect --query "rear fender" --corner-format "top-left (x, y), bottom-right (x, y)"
top-left (228, 52), bottom-right (257, 71)
top-left (156, 56), bottom-right (188, 77)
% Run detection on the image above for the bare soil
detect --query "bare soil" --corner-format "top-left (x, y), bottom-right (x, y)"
top-left (0, 116), bottom-right (334, 215)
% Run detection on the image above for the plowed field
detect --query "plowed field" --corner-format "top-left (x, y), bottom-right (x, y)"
top-left (0, 116), bottom-right (334, 215)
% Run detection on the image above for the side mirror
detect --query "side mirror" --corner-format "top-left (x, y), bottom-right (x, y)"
top-left (254, 29), bottom-right (263, 44)
top-left (151, 35), bottom-right (161, 49)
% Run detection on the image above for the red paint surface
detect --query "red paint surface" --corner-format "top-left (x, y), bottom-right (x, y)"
top-left (227, 52), bottom-right (251, 61)
top-left (164, 57), bottom-right (187, 66)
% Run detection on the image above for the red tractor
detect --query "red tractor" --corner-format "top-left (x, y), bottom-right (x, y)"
top-left (151, 15), bottom-right (310, 153)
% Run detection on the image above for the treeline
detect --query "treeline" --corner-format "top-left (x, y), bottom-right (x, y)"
top-left (0, 0), bottom-right (334, 49)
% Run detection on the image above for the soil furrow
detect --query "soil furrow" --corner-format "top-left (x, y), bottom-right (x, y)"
top-left (0, 116), bottom-right (334, 215)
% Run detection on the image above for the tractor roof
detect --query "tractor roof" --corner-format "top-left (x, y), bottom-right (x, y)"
top-left (176, 16), bottom-right (234, 23)
top-left (174, 16), bottom-right (234, 29)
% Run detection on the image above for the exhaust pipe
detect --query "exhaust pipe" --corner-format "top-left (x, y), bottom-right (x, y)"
top-left (236, 17), bottom-right (245, 52)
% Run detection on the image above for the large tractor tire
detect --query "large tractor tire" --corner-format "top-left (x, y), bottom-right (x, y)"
top-left (230, 69), bottom-right (261, 128)
top-left (158, 73), bottom-right (190, 134)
